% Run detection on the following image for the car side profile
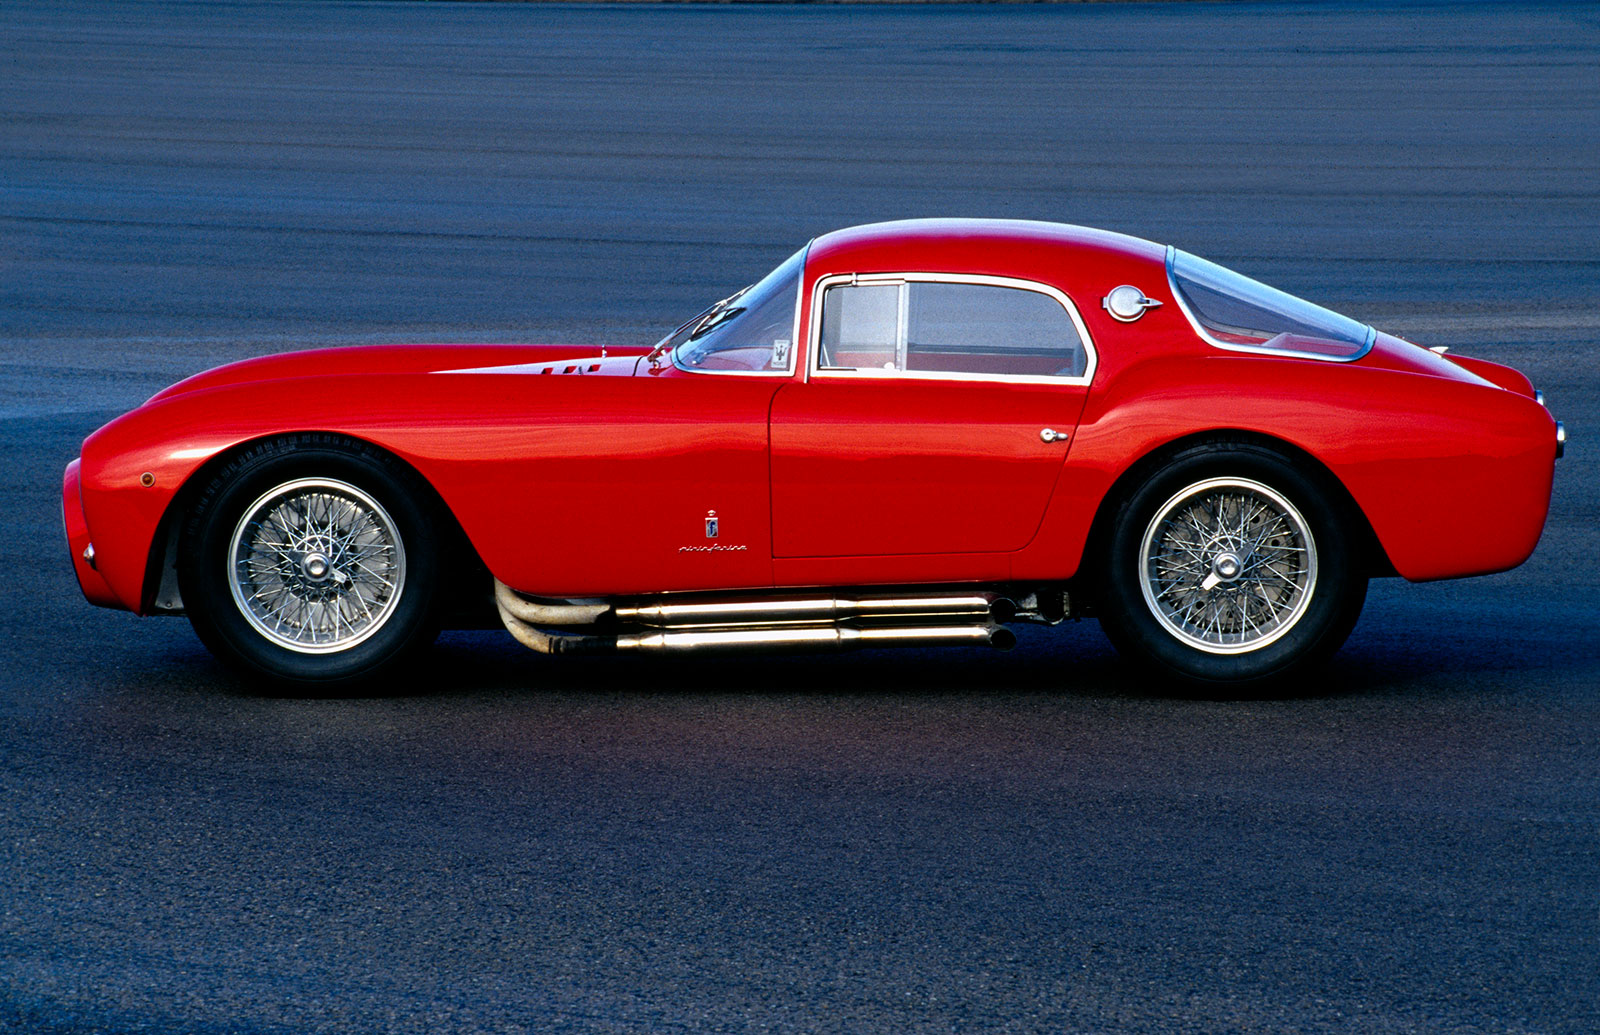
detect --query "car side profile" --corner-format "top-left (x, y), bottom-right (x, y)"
top-left (63, 220), bottom-right (1564, 691)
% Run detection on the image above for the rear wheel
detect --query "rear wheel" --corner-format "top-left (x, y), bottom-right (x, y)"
top-left (1096, 442), bottom-right (1367, 691)
top-left (179, 435), bottom-right (440, 692)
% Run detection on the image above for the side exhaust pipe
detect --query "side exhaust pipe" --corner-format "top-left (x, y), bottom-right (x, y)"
top-left (617, 623), bottom-right (1016, 653)
top-left (494, 580), bottom-right (1017, 656)
top-left (615, 593), bottom-right (1012, 625)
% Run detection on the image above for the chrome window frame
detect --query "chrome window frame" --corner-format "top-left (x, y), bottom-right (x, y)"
top-left (1165, 246), bottom-right (1375, 363)
top-left (806, 272), bottom-right (1098, 387)
top-left (671, 243), bottom-right (810, 378)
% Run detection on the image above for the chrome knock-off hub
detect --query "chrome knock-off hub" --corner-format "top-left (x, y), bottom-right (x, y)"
top-left (302, 552), bottom-right (331, 581)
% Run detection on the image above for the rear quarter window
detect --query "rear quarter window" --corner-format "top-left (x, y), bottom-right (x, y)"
top-left (1168, 248), bottom-right (1374, 361)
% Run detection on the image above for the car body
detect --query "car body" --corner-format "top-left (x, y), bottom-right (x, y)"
top-left (63, 219), bottom-right (1564, 690)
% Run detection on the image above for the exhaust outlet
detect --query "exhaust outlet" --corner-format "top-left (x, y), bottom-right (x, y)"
top-left (495, 580), bottom-right (613, 654)
top-left (494, 581), bottom-right (610, 626)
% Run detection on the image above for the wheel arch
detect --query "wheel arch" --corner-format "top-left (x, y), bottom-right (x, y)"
top-left (1077, 429), bottom-right (1396, 598)
top-left (141, 431), bottom-right (493, 623)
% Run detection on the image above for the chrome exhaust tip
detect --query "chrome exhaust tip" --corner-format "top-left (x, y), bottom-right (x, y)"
top-left (494, 579), bottom-right (614, 655)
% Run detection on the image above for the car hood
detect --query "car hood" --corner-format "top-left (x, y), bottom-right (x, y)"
top-left (145, 343), bottom-right (648, 405)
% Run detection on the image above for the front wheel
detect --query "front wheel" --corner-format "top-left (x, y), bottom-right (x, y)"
top-left (178, 434), bottom-right (441, 692)
top-left (1095, 443), bottom-right (1367, 691)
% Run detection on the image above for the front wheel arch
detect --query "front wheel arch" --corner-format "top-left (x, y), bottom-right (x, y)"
top-left (144, 431), bottom-right (490, 622)
top-left (177, 433), bottom-right (448, 690)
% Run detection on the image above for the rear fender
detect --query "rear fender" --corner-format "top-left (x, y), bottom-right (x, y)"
top-left (1015, 355), bottom-right (1556, 583)
top-left (1442, 353), bottom-right (1536, 397)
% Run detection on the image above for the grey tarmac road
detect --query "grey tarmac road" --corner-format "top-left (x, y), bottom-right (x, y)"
top-left (3, 2), bottom-right (1598, 1032)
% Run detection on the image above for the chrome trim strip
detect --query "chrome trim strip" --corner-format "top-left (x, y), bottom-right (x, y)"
top-left (804, 272), bottom-right (1097, 387)
top-left (1164, 246), bottom-right (1376, 363)
top-left (672, 241), bottom-right (811, 379)
top-left (438, 357), bottom-right (612, 375)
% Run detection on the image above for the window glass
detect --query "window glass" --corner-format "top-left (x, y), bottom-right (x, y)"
top-left (1169, 249), bottom-right (1371, 359)
top-left (818, 279), bottom-right (1087, 379)
top-left (819, 284), bottom-right (898, 370)
top-left (907, 282), bottom-right (1084, 377)
top-left (669, 247), bottom-right (803, 373)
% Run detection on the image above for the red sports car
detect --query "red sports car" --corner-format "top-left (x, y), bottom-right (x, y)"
top-left (63, 220), bottom-right (1564, 691)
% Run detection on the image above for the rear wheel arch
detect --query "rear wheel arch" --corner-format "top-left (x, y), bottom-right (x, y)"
top-left (1078, 429), bottom-right (1394, 596)
top-left (1082, 431), bottom-right (1375, 689)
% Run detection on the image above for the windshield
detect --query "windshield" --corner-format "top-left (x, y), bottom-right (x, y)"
top-left (1168, 248), bottom-right (1373, 360)
top-left (663, 247), bottom-right (805, 374)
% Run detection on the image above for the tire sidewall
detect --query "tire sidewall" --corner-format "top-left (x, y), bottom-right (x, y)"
top-left (1099, 444), bottom-right (1360, 689)
top-left (179, 437), bottom-right (439, 689)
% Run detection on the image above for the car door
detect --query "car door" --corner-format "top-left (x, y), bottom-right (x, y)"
top-left (770, 274), bottom-right (1096, 561)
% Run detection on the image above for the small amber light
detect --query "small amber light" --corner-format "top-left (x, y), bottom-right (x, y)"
top-left (139, 472), bottom-right (155, 487)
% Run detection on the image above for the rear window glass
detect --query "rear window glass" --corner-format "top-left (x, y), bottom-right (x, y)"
top-left (1169, 249), bottom-right (1372, 360)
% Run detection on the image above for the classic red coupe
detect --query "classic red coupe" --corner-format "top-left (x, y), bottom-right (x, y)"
top-left (63, 220), bottom-right (1564, 691)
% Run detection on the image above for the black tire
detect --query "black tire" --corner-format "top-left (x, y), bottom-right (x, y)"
top-left (1095, 440), bottom-right (1367, 693)
top-left (178, 434), bottom-right (441, 693)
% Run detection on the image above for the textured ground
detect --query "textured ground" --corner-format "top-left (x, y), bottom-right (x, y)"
top-left (2, 2), bottom-right (1597, 1032)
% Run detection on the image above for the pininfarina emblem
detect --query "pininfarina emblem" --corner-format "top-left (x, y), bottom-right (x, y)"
top-left (678, 509), bottom-right (746, 552)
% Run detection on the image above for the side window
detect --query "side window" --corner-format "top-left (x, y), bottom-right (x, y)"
top-left (907, 282), bottom-right (1085, 378)
top-left (817, 279), bottom-right (1087, 379)
top-left (819, 284), bottom-right (898, 370)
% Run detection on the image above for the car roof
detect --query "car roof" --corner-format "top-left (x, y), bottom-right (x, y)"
top-left (805, 219), bottom-right (1168, 276)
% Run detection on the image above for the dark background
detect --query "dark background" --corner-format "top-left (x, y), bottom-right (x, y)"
top-left (3, 2), bottom-right (1596, 1032)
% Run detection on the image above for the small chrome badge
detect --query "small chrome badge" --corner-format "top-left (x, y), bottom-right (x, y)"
top-left (705, 510), bottom-right (719, 538)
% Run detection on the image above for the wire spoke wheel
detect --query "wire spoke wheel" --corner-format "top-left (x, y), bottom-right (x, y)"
top-left (1138, 476), bottom-right (1317, 655)
top-left (227, 477), bottom-right (407, 654)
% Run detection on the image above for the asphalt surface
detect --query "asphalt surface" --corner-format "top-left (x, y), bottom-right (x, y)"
top-left (3, 2), bottom-right (1598, 1032)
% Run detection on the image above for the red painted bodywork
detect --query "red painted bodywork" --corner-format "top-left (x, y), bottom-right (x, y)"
top-left (66, 220), bottom-right (1560, 615)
